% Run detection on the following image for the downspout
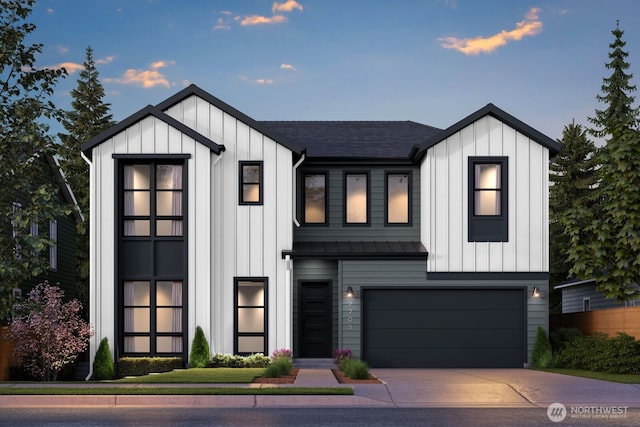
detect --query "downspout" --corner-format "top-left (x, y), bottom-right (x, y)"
top-left (81, 151), bottom-right (96, 381)
top-left (292, 153), bottom-right (305, 227)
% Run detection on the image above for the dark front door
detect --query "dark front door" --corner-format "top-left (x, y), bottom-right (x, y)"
top-left (299, 281), bottom-right (332, 357)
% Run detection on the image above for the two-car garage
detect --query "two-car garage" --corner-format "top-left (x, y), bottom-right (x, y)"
top-left (362, 288), bottom-right (526, 368)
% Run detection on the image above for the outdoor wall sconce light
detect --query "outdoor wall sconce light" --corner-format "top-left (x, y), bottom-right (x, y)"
top-left (346, 286), bottom-right (355, 298)
top-left (531, 286), bottom-right (543, 297)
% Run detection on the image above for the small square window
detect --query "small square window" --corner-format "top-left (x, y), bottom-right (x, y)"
top-left (239, 162), bottom-right (263, 205)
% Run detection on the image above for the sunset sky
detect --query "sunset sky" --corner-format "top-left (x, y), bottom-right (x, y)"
top-left (29, 0), bottom-right (640, 142)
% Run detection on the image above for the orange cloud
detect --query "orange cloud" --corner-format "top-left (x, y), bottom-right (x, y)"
top-left (439, 7), bottom-right (543, 55)
top-left (104, 61), bottom-right (174, 88)
top-left (240, 14), bottom-right (287, 25)
top-left (46, 61), bottom-right (84, 74)
top-left (272, 0), bottom-right (303, 13)
top-left (96, 56), bottom-right (115, 65)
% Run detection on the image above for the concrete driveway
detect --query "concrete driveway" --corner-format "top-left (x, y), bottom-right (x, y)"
top-left (354, 369), bottom-right (640, 408)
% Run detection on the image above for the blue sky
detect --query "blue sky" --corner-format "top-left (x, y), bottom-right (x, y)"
top-left (29, 0), bottom-right (640, 142)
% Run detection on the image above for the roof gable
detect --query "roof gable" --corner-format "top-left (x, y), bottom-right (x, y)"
top-left (81, 104), bottom-right (224, 160)
top-left (156, 84), bottom-right (303, 155)
top-left (414, 103), bottom-right (562, 160)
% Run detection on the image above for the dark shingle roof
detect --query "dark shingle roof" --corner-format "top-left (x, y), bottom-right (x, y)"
top-left (259, 121), bottom-right (441, 159)
top-left (282, 241), bottom-right (428, 260)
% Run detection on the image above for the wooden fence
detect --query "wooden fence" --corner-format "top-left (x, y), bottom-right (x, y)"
top-left (550, 306), bottom-right (640, 339)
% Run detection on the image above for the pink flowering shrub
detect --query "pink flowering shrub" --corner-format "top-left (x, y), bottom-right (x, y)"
top-left (271, 348), bottom-right (292, 360)
top-left (7, 282), bottom-right (93, 381)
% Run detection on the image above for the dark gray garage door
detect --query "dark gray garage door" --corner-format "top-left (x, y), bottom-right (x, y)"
top-left (362, 289), bottom-right (525, 368)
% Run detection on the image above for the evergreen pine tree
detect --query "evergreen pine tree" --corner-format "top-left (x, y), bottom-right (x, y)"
top-left (565, 21), bottom-right (640, 301)
top-left (58, 46), bottom-right (115, 313)
top-left (549, 122), bottom-right (597, 312)
top-left (189, 326), bottom-right (211, 368)
top-left (589, 20), bottom-right (639, 138)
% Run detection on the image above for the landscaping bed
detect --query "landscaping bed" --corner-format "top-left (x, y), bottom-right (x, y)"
top-left (252, 368), bottom-right (299, 384)
top-left (332, 369), bottom-right (382, 384)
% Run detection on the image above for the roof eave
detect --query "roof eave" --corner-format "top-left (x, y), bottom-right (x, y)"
top-left (415, 103), bottom-right (563, 161)
top-left (80, 105), bottom-right (224, 160)
top-left (155, 84), bottom-right (304, 156)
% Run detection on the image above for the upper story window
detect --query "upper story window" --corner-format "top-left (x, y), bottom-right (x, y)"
top-left (239, 161), bottom-right (263, 205)
top-left (345, 172), bottom-right (369, 225)
top-left (468, 157), bottom-right (508, 242)
top-left (123, 163), bottom-right (183, 237)
top-left (304, 173), bottom-right (327, 224)
top-left (49, 220), bottom-right (57, 271)
top-left (386, 172), bottom-right (410, 225)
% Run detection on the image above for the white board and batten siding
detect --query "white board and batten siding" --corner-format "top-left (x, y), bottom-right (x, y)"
top-left (421, 115), bottom-right (549, 273)
top-left (163, 95), bottom-right (294, 355)
top-left (88, 115), bottom-right (214, 362)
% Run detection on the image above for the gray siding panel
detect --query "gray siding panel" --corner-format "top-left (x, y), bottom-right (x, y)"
top-left (561, 284), bottom-right (626, 313)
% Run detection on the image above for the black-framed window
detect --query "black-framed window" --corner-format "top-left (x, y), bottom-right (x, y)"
top-left (49, 220), bottom-right (57, 271)
top-left (118, 159), bottom-right (187, 357)
top-left (304, 172), bottom-right (327, 224)
top-left (386, 172), bottom-right (411, 225)
top-left (468, 157), bottom-right (508, 242)
top-left (239, 161), bottom-right (263, 205)
top-left (234, 278), bottom-right (267, 355)
top-left (123, 280), bottom-right (184, 354)
top-left (344, 172), bottom-right (369, 225)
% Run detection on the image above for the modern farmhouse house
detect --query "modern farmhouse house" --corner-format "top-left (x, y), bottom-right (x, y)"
top-left (81, 85), bottom-right (561, 372)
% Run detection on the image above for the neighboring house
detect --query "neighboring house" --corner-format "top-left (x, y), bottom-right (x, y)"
top-left (555, 279), bottom-right (639, 313)
top-left (81, 84), bottom-right (561, 371)
top-left (14, 155), bottom-right (82, 300)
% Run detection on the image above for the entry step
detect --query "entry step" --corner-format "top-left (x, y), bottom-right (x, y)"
top-left (293, 358), bottom-right (336, 369)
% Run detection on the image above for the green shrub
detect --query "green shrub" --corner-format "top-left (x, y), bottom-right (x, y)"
top-left (189, 326), bottom-right (211, 368)
top-left (531, 326), bottom-right (554, 368)
top-left (558, 332), bottom-right (640, 374)
top-left (244, 353), bottom-right (271, 368)
top-left (93, 337), bottom-right (115, 380)
top-left (550, 328), bottom-right (582, 353)
top-left (262, 357), bottom-right (292, 378)
top-left (339, 358), bottom-right (370, 380)
top-left (209, 353), bottom-right (270, 368)
top-left (117, 357), bottom-right (183, 377)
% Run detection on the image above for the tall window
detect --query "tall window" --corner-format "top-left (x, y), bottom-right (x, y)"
top-left (239, 161), bottom-right (263, 205)
top-left (49, 220), bottom-right (57, 271)
top-left (120, 160), bottom-right (186, 356)
top-left (235, 278), bottom-right (267, 355)
top-left (304, 173), bottom-right (327, 224)
top-left (345, 173), bottom-right (368, 225)
top-left (386, 172), bottom-right (410, 224)
top-left (468, 157), bottom-right (508, 242)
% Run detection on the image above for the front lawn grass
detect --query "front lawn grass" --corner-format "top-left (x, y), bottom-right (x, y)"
top-left (0, 387), bottom-right (353, 396)
top-left (539, 368), bottom-right (640, 384)
top-left (114, 368), bottom-right (263, 383)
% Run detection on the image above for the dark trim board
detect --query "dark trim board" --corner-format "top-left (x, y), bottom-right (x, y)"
top-left (426, 272), bottom-right (549, 280)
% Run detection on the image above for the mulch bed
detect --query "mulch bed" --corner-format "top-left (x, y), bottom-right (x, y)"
top-left (252, 368), bottom-right (299, 384)
top-left (331, 369), bottom-right (382, 384)
top-left (251, 368), bottom-right (383, 384)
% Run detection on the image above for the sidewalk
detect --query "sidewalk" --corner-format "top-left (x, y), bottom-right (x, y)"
top-left (1, 368), bottom-right (640, 409)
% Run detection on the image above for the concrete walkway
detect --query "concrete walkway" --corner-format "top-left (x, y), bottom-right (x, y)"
top-left (1, 369), bottom-right (640, 409)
